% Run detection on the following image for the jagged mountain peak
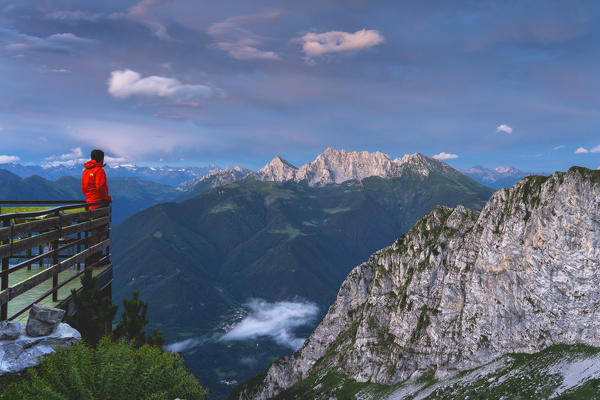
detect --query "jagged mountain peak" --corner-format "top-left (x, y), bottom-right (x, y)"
top-left (256, 156), bottom-right (298, 182)
top-left (232, 167), bottom-right (600, 399)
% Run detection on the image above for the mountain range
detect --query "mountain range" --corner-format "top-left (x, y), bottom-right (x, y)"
top-left (2, 151), bottom-right (538, 191)
top-left (0, 170), bottom-right (179, 224)
top-left (0, 162), bottom-right (217, 186)
top-left (230, 166), bottom-right (600, 399)
top-left (461, 165), bottom-right (542, 189)
top-left (110, 149), bottom-right (495, 399)
top-left (177, 148), bottom-right (499, 200)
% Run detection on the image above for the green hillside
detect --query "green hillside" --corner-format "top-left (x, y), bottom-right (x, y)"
top-left (111, 171), bottom-right (494, 398)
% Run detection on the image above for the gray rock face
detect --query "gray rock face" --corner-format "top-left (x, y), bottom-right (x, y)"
top-left (0, 321), bottom-right (21, 341)
top-left (232, 167), bottom-right (600, 399)
top-left (26, 304), bottom-right (66, 337)
top-left (0, 323), bottom-right (81, 376)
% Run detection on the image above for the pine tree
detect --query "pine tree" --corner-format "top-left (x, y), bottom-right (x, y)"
top-left (65, 267), bottom-right (117, 347)
top-left (113, 291), bottom-right (164, 348)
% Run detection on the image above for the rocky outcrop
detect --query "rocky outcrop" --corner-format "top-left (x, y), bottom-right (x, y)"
top-left (0, 323), bottom-right (81, 376)
top-left (26, 304), bottom-right (65, 337)
top-left (231, 167), bottom-right (600, 399)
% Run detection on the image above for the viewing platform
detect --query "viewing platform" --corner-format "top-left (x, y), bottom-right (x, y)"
top-left (0, 201), bottom-right (113, 323)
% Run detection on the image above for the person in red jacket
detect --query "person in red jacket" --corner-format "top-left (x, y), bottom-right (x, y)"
top-left (82, 149), bottom-right (112, 266)
top-left (82, 149), bottom-right (112, 209)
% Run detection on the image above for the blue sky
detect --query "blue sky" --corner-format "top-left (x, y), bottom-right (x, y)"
top-left (0, 0), bottom-right (598, 172)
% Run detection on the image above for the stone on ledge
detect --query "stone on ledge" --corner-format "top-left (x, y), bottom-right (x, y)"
top-left (0, 323), bottom-right (81, 376)
top-left (26, 304), bottom-right (66, 337)
top-left (0, 321), bottom-right (21, 341)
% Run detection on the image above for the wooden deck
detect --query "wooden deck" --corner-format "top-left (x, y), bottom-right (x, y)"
top-left (7, 265), bottom-right (109, 323)
top-left (1, 201), bottom-right (113, 323)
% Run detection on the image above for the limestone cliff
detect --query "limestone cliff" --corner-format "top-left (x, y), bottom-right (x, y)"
top-left (230, 166), bottom-right (600, 399)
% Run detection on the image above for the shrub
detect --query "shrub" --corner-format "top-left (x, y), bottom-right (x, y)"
top-left (1, 337), bottom-right (208, 400)
top-left (113, 291), bottom-right (164, 348)
top-left (65, 268), bottom-right (117, 347)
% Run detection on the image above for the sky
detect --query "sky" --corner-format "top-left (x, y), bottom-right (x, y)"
top-left (0, 0), bottom-right (599, 172)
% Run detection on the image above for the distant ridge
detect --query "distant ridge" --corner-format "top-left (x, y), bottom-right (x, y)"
top-left (462, 165), bottom-right (544, 189)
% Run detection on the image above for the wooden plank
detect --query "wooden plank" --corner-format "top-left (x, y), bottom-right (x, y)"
top-left (0, 207), bottom-right (110, 242)
top-left (0, 237), bottom-right (88, 279)
top-left (0, 216), bottom-right (110, 259)
top-left (0, 230), bottom-right (60, 259)
top-left (0, 239), bottom-right (111, 304)
top-left (62, 216), bottom-right (111, 237)
top-left (10, 217), bottom-right (61, 238)
top-left (0, 226), bottom-right (11, 243)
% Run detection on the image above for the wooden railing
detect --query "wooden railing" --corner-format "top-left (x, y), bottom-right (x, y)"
top-left (0, 201), bottom-right (113, 321)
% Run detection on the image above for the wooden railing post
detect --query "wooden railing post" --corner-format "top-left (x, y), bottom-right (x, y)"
top-left (77, 232), bottom-right (81, 270)
top-left (1, 217), bottom-right (10, 320)
top-left (52, 210), bottom-right (60, 302)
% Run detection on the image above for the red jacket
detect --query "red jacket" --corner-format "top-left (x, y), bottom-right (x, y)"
top-left (82, 160), bottom-right (112, 209)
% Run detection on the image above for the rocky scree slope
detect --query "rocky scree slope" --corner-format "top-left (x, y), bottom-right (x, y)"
top-left (230, 167), bottom-right (600, 399)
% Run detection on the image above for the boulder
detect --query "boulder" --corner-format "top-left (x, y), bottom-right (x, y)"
top-left (26, 304), bottom-right (66, 337)
top-left (0, 323), bottom-right (81, 376)
top-left (0, 321), bottom-right (21, 340)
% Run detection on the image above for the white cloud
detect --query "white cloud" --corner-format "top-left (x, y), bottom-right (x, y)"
top-left (208, 11), bottom-right (284, 61)
top-left (215, 39), bottom-right (280, 60)
top-left (126, 0), bottom-right (172, 39)
top-left (107, 69), bottom-right (213, 101)
top-left (0, 155), bottom-right (20, 164)
top-left (45, 1), bottom-right (171, 39)
top-left (496, 124), bottom-right (513, 134)
top-left (42, 159), bottom-right (84, 168)
top-left (575, 145), bottom-right (600, 154)
top-left (1, 27), bottom-right (93, 53)
top-left (45, 147), bottom-right (83, 161)
top-left (432, 152), bottom-right (459, 160)
top-left (43, 147), bottom-right (86, 168)
top-left (164, 337), bottom-right (206, 353)
top-left (66, 120), bottom-right (198, 160)
top-left (298, 29), bottom-right (384, 56)
top-left (45, 10), bottom-right (103, 22)
top-left (47, 33), bottom-right (95, 44)
top-left (220, 299), bottom-right (319, 350)
top-left (553, 145), bottom-right (566, 150)
top-left (104, 155), bottom-right (128, 164)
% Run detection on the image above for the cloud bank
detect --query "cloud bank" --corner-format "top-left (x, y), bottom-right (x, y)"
top-left (432, 152), bottom-right (459, 161)
top-left (496, 124), bottom-right (513, 134)
top-left (299, 29), bottom-right (384, 56)
top-left (107, 69), bottom-right (213, 101)
top-left (221, 299), bottom-right (319, 350)
top-left (0, 155), bottom-right (20, 164)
